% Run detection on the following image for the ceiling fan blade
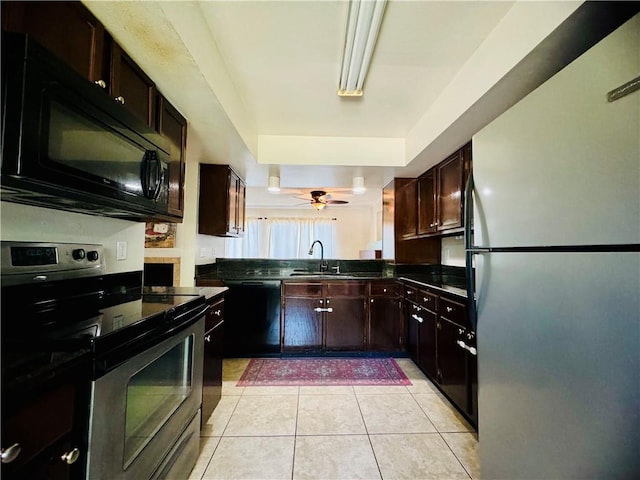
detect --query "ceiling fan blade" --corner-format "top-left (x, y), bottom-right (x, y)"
top-left (326, 200), bottom-right (349, 204)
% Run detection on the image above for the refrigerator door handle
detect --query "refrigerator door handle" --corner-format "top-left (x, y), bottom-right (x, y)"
top-left (464, 171), bottom-right (479, 332)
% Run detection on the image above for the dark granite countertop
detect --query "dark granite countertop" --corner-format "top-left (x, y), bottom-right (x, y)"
top-left (397, 275), bottom-right (467, 298)
top-left (196, 259), bottom-right (468, 298)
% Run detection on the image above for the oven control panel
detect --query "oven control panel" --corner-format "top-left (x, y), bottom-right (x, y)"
top-left (1, 241), bottom-right (105, 286)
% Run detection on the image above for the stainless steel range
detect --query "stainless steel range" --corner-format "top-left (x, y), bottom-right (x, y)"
top-left (1, 242), bottom-right (207, 480)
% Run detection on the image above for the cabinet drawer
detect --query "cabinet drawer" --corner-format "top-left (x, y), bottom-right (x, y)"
top-left (326, 281), bottom-right (365, 297)
top-left (369, 282), bottom-right (400, 296)
top-left (403, 285), bottom-right (418, 302)
top-left (439, 296), bottom-right (467, 326)
top-left (417, 290), bottom-right (438, 313)
top-left (206, 298), bottom-right (224, 331)
top-left (2, 382), bottom-right (76, 472)
top-left (283, 282), bottom-right (323, 297)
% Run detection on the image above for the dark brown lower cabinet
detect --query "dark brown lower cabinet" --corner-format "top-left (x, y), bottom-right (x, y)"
top-left (1, 381), bottom-right (83, 480)
top-left (403, 283), bottom-right (476, 428)
top-left (202, 296), bottom-right (224, 427)
top-left (282, 297), bottom-right (323, 351)
top-left (436, 318), bottom-right (468, 412)
top-left (325, 297), bottom-right (365, 350)
top-left (418, 308), bottom-right (438, 380)
top-left (368, 281), bottom-right (403, 352)
top-left (368, 296), bottom-right (403, 351)
top-left (282, 281), bottom-right (367, 352)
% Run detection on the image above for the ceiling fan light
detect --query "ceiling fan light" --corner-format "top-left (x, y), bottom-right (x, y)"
top-left (312, 201), bottom-right (327, 211)
top-left (267, 175), bottom-right (280, 192)
top-left (352, 176), bottom-right (366, 194)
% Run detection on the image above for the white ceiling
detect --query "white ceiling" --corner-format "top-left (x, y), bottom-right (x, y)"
top-left (83, 0), bottom-right (585, 208)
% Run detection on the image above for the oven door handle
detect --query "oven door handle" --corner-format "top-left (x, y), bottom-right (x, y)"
top-left (172, 303), bottom-right (210, 326)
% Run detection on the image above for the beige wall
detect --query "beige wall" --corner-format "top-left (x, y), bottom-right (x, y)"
top-left (0, 202), bottom-right (144, 274)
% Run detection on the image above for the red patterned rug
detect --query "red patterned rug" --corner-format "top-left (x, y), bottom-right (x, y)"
top-left (237, 358), bottom-right (412, 386)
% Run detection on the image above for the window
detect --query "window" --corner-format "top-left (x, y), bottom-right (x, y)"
top-left (226, 217), bottom-right (336, 259)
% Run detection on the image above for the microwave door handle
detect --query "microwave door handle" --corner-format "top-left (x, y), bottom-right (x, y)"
top-left (141, 150), bottom-right (161, 200)
top-left (140, 152), bottom-right (152, 199)
top-left (152, 153), bottom-right (163, 201)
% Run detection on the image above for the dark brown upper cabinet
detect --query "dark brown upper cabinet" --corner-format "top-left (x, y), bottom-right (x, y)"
top-left (2, 1), bottom-right (107, 83)
top-left (436, 150), bottom-right (465, 231)
top-left (3, 2), bottom-right (156, 129)
top-left (199, 164), bottom-right (246, 237)
top-left (418, 169), bottom-right (437, 235)
top-left (395, 179), bottom-right (419, 239)
top-left (156, 95), bottom-right (187, 219)
top-left (109, 41), bottom-right (156, 127)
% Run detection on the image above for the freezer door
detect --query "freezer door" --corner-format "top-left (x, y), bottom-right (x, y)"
top-left (472, 15), bottom-right (639, 248)
top-left (476, 252), bottom-right (640, 478)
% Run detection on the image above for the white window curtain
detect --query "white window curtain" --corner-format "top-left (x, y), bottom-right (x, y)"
top-left (226, 217), bottom-right (335, 259)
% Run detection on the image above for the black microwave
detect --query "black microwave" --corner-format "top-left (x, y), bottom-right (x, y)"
top-left (1, 33), bottom-right (171, 219)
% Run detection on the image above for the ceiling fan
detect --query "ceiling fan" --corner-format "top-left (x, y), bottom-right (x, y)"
top-left (295, 190), bottom-right (349, 211)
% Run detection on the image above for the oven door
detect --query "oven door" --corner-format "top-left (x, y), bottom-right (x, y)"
top-left (86, 318), bottom-right (203, 480)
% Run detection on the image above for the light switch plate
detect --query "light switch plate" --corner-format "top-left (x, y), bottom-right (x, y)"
top-left (116, 241), bottom-right (127, 260)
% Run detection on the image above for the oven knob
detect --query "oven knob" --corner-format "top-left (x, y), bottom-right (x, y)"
top-left (87, 251), bottom-right (99, 262)
top-left (72, 249), bottom-right (86, 260)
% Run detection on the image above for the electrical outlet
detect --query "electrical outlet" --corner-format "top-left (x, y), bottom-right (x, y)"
top-left (116, 241), bottom-right (127, 261)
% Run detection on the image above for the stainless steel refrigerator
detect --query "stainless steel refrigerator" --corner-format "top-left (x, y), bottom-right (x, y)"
top-left (468, 14), bottom-right (639, 479)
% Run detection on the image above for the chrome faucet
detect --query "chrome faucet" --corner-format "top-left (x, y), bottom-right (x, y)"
top-left (308, 240), bottom-right (328, 272)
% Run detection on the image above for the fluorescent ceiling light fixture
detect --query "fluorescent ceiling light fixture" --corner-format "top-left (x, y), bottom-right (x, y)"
top-left (352, 176), bottom-right (366, 194)
top-left (267, 175), bottom-right (280, 192)
top-left (338, 0), bottom-right (387, 97)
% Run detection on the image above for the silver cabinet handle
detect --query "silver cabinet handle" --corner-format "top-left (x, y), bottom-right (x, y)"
top-left (456, 340), bottom-right (478, 356)
top-left (446, 306), bottom-right (454, 313)
top-left (1, 443), bottom-right (21, 464)
top-left (94, 79), bottom-right (107, 89)
top-left (383, 288), bottom-right (387, 293)
top-left (205, 335), bottom-right (211, 343)
top-left (411, 314), bottom-right (423, 323)
top-left (214, 309), bottom-right (222, 316)
top-left (314, 307), bottom-right (333, 313)
top-left (370, 299), bottom-right (374, 303)
top-left (458, 328), bottom-right (464, 335)
top-left (114, 96), bottom-right (125, 105)
top-left (61, 448), bottom-right (80, 465)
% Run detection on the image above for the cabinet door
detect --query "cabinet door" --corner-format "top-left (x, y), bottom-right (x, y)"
top-left (395, 179), bottom-right (418, 238)
top-left (157, 96), bottom-right (186, 219)
top-left (236, 179), bottom-right (246, 236)
top-left (109, 42), bottom-right (156, 127)
top-left (437, 318), bottom-right (468, 412)
top-left (202, 320), bottom-right (223, 425)
top-left (325, 297), bottom-right (365, 350)
top-left (198, 165), bottom-right (245, 237)
top-left (418, 170), bottom-right (437, 234)
top-left (282, 297), bottom-right (323, 351)
top-left (418, 308), bottom-right (438, 380)
top-left (2, 1), bottom-right (107, 83)
top-left (227, 171), bottom-right (239, 235)
top-left (406, 301), bottom-right (419, 364)
top-left (368, 297), bottom-right (402, 351)
top-left (436, 151), bottom-right (464, 231)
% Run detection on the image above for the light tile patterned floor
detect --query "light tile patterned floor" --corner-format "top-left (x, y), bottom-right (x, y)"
top-left (190, 358), bottom-right (479, 480)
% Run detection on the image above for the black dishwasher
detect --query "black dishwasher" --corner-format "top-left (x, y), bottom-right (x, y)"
top-left (223, 281), bottom-right (281, 357)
